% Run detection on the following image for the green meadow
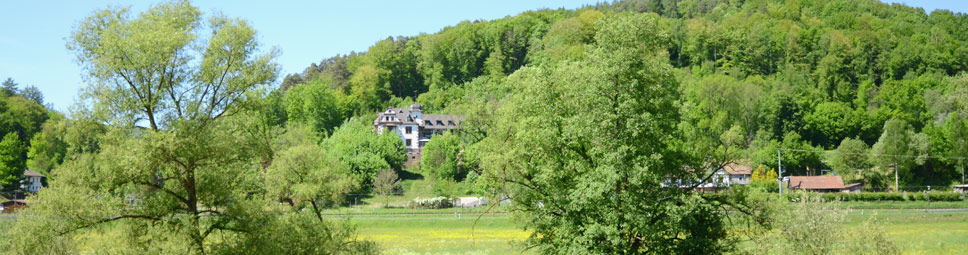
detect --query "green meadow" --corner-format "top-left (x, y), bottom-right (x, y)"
top-left (338, 206), bottom-right (968, 255)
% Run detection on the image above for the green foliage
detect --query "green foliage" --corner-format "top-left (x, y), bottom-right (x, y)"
top-left (373, 168), bottom-right (401, 207)
top-left (478, 13), bottom-right (745, 254)
top-left (26, 114), bottom-right (68, 174)
top-left (830, 137), bottom-right (872, 182)
top-left (1, 78), bottom-right (17, 96)
top-left (323, 118), bottom-right (405, 188)
top-left (0, 133), bottom-right (25, 187)
top-left (872, 119), bottom-right (916, 191)
top-left (215, 211), bottom-right (379, 255)
top-left (750, 194), bottom-right (900, 255)
top-left (419, 131), bottom-right (463, 180)
top-left (945, 113), bottom-right (968, 183)
top-left (266, 124), bottom-right (355, 219)
top-left (0, 2), bottom-right (370, 254)
top-left (284, 79), bottom-right (351, 135)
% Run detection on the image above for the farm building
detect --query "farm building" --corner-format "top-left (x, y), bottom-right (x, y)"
top-left (786, 176), bottom-right (862, 193)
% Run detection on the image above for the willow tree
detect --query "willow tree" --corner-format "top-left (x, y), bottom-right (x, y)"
top-left (4, 1), bottom-right (281, 254)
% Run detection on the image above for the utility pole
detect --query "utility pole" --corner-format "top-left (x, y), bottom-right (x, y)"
top-left (778, 149), bottom-right (783, 195)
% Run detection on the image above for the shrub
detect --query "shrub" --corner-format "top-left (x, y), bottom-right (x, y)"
top-left (408, 197), bottom-right (454, 209)
top-left (928, 192), bottom-right (962, 202)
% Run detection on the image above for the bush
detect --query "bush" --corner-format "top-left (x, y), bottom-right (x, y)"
top-left (931, 192), bottom-right (963, 202)
top-left (408, 197), bottom-right (453, 209)
top-left (907, 192), bottom-right (963, 202)
top-left (787, 192), bottom-right (913, 202)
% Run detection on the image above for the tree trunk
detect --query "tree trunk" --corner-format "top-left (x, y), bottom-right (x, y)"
top-left (894, 160), bottom-right (899, 192)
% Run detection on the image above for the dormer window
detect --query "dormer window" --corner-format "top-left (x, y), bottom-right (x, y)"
top-left (448, 121), bottom-right (455, 126)
top-left (437, 120), bottom-right (444, 126)
top-left (425, 120), bottom-right (432, 126)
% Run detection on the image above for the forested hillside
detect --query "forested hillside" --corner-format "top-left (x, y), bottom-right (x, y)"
top-left (278, 0), bottom-right (968, 190)
top-left (0, 78), bottom-right (60, 191)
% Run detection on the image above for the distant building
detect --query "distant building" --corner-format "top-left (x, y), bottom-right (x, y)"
top-left (373, 103), bottom-right (463, 165)
top-left (723, 163), bottom-right (752, 185)
top-left (1, 199), bottom-right (27, 214)
top-left (663, 163), bottom-right (753, 192)
top-left (954, 184), bottom-right (968, 193)
top-left (22, 170), bottom-right (45, 193)
top-left (786, 176), bottom-right (861, 193)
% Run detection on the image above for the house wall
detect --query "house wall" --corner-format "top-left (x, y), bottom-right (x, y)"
top-left (400, 124), bottom-right (420, 150)
top-left (28, 176), bottom-right (42, 192)
top-left (730, 174), bottom-right (751, 185)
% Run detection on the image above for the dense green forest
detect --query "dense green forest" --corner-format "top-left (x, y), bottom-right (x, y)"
top-left (4, 0), bottom-right (967, 254)
top-left (0, 78), bottom-right (59, 191)
top-left (277, 0), bottom-right (968, 190)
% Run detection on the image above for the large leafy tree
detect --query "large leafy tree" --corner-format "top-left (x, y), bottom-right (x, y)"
top-left (322, 118), bottom-right (405, 188)
top-left (266, 131), bottom-right (355, 220)
top-left (0, 132), bottom-right (25, 188)
top-left (3, 1), bottom-right (289, 253)
top-left (480, 14), bottom-right (740, 254)
top-left (830, 137), bottom-right (872, 183)
top-left (872, 119), bottom-right (914, 191)
top-left (945, 113), bottom-right (968, 184)
top-left (420, 131), bottom-right (463, 180)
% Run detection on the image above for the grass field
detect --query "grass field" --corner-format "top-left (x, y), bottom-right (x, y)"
top-left (340, 207), bottom-right (968, 255)
top-left (347, 214), bottom-right (530, 255)
top-left (3, 204), bottom-right (966, 254)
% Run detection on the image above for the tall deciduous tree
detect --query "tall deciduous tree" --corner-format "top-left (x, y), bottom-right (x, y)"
top-left (873, 119), bottom-right (913, 192)
top-left (373, 168), bottom-right (401, 207)
top-left (5, 1), bottom-right (283, 253)
top-left (945, 113), bottom-right (968, 184)
top-left (830, 137), bottom-right (872, 182)
top-left (266, 140), bottom-right (355, 221)
top-left (479, 13), bottom-right (742, 254)
top-left (0, 132), bottom-right (25, 188)
top-left (322, 118), bottom-right (405, 188)
top-left (420, 131), bottom-right (463, 180)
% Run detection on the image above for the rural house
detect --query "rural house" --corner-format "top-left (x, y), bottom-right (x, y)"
top-left (723, 163), bottom-right (752, 185)
top-left (786, 176), bottom-right (861, 193)
top-left (22, 170), bottom-right (45, 193)
top-left (373, 103), bottom-right (464, 165)
top-left (663, 163), bottom-right (753, 192)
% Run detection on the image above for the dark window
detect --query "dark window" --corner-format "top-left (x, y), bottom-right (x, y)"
top-left (405, 126), bottom-right (412, 134)
top-left (406, 139), bottom-right (412, 146)
top-left (437, 120), bottom-right (444, 126)
top-left (448, 121), bottom-right (455, 126)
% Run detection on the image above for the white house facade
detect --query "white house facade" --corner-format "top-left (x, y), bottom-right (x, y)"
top-left (373, 103), bottom-right (463, 164)
top-left (22, 170), bottom-right (45, 193)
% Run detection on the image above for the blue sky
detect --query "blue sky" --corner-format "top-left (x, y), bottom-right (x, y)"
top-left (0, 0), bottom-right (965, 112)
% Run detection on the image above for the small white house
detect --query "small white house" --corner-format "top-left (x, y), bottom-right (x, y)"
top-left (454, 197), bottom-right (487, 208)
top-left (22, 170), bottom-right (45, 193)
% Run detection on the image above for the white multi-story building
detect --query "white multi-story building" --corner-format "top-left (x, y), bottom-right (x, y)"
top-left (373, 103), bottom-right (463, 164)
top-left (21, 170), bottom-right (45, 193)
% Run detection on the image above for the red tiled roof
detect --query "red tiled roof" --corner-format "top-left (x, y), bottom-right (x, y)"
top-left (724, 163), bottom-right (752, 175)
top-left (787, 176), bottom-right (846, 190)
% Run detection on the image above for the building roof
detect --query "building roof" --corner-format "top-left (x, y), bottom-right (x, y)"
top-left (724, 163), bottom-right (752, 175)
top-left (23, 170), bottom-right (44, 177)
top-left (787, 176), bottom-right (846, 190)
top-left (374, 105), bottom-right (463, 129)
top-left (422, 114), bottom-right (464, 129)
